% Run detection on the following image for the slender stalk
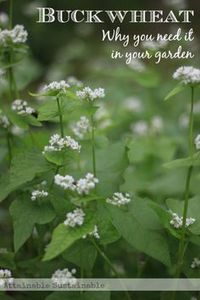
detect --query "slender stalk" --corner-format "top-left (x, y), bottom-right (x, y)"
top-left (56, 96), bottom-right (64, 137)
top-left (9, 0), bottom-right (13, 29)
top-left (91, 239), bottom-right (132, 300)
top-left (174, 86), bottom-right (195, 279)
top-left (91, 114), bottom-right (96, 177)
top-left (6, 130), bottom-right (12, 166)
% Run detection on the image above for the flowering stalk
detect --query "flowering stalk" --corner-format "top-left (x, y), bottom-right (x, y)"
top-left (91, 112), bottom-right (96, 177)
top-left (56, 96), bottom-right (64, 138)
top-left (175, 86), bottom-right (194, 279)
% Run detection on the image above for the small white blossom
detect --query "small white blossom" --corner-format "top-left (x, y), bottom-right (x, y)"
top-left (12, 99), bottom-right (35, 116)
top-left (66, 76), bottom-right (82, 87)
top-left (71, 116), bottom-right (90, 139)
top-left (54, 174), bottom-right (76, 191)
top-left (83, 225), bottom-right (100, 239)
top-left (52, 268), bottom-right (77, 285)
top-left (0, 111), bottom-right (9, 128)
top-left (142, 40), bottom-right (168, 51)
top-left (131, 121), bottom-right (148, 136)
top-left (42, 80), bottom-right (70, 93)
top-left (128, 58), bottom-right (146, 72)
top-left (173, 66), bottom-right (200, 85)
top-left (11, 126), bottom-right (25, 136)
top-left (64, 208), bottom-right (85, 228)
top-left (170, 212), bottom-right (196, 229)
top-left (76, 173), bottom-right (99, 195)
top-left (191, 257), bottom-right (200, 269)
top-left (0, 269), bottom-right (14, 288)
top-left (124, 97), bottom-right (142, 113)
top-left (151, 116), bottom-right (163, 133)
top-left (0, 13), bottom-right (9, 26)
top-left (194, 135), bottom-right (200, 150)
top-left (107, 192), bottom-right (131, 207)
top-left (43, 134), bottom-right (81, 153)
top-left (31, 190), bottom-right (48, 201)
top-left (0, 25), bottom-right (28, 46)
top-left (76, 87), bottom-right (105, 101)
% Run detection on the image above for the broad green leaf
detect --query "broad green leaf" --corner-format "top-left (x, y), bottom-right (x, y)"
top-left (164, 84), bottom-right (186, 101)
top-left (44, 150), bottom-right (78, 166)
top-left (6, 110), bottom-right (41, 129)
top-left (0, 252), bottom-right (16, 270)
top-left (10, 197), bottom-right (56, 252)
top-left (46, 291), bottom-right (111, 300)
top-left (108, 199), bottom-right (171, 267)
top-left (0, 149), bottom-right (53, 202)
top-left (43, 213), bottom-right (95, 261)
top-left (62, 239), bottom-right (97, 271)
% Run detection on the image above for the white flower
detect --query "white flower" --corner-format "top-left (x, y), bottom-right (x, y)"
top-left (71, 116), bottom-right (90, 139)
top-left (31, 190), bottom-right (48, 201)
top-left (43, 134), bottom-right (81, 153)
top-left (66, 76), bottom-right (82, 87)
top-left (173, 66), bottom-right (200, 85)
top-left (64, 208), bottom-right (85, 228)
top-left (0, 111), bottom-right (9, 128)
top-left (42, 80), bottom-right (70, 93)
top-left (170, 212), bottom-right (196, 229)
top-left (131, 121), bottom-right (148, 136)
top-left (12, 99), bottom-right (35, 116)
top-left (83, 225), bottom-right (100, 239)
top-left (194, 135), bottom-right (200, 150)
top-left (151, 116), bottom-right (163, 133)
top-left (52, 268), bottom-right (77, 285)
top-left (128, 58), bottom-right (146, 72)
top-left (124, 97), bottom-right (142, 113)
top-left (76, 87), bottom-right (105, 101)
top-left (0, 25), bottom-right (28, 46)
top-left (191, 257), bottom-right (200, 269)
top-left (106, 192), bottom-right (131, 207)
top-left (0, 269), bottom-right (14, 288)
top-left (54, 174), bottom-right (76, 191)
top-left (0, 69), bottom-right (5, 78)
top-left (142, 40), bottom-right (168, 51)
top-left (11, 126), bottom-right (25, 136)
top-left (0, 13), bottom-right (9, 26)
top-left (76, 173), bottom-right (99, 195)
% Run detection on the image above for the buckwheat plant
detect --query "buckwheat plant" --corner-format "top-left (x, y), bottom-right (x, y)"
top-left (165, 65), bottom-right (200, 285)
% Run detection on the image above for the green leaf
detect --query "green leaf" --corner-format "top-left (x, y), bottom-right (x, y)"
top-left (44, 150), bottom-right (78, 166)
top-left (62, 239), bottom-right (97, 271)
top-left (164, 153), bottom-right (200, 169)
top-left (108, 198), bottom-right (171, 267)
top-left (0, 149), bottom-right (53, 202)
top-left (164, 84), bottom-right (186, 101)
top-left (43, 213), bottom-right (95, 261)
top-left (0, 252), bottom-right (16, 270)
top-left (10, 197), bottom-right (56, 252)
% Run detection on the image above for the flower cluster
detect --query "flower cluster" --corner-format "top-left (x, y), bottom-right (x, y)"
top-left (76, 87), bottom-right (105, 101)
top-left (0, 13), bottom-right (9, 26)
top-left (11, 99), bottom-right (35, 116)
top-left (170, 212), bottom-right (196, 229)
top-left (0, 111), bottom-right (9, 128)
top-left (191, 257), bottom-right (200, 269)
top-left (64, 208), bottom-right (85, 228)
top-left (106, 192), bottom-right (131, 207)
top-left (71, 116), bottom-right (90, 139)
top-left (142, 40), bottom-right (168, 51)
top-left (0, 269), bottom-right (14, 288)
top-left (51, 268), bottom-right (77, 285)
top-left (194, 135), bottom-right (200, 150)
top-left (131, 121), bottom-right (148, 136)
top-left (42, 80), bottom-right (70, 93)
top-left (54, 173), bottom-right (99, 195)
top-left (54, 174), bottom-right (76, 191)
top-left (151, 116), bottom-right (163, 133)
top-left (82, 225), bottom-right (100, 239)
top-left (124, 97), bottom-right (142, 113)
top-left (0, 69), bottom-right (5, 78)
top-left (43, 134), bottom-right (81, 153)
top-left (173, 66), bottom-right (200, 85)
top-left (0, 25), bottom-right (28, 46)
top-left (67, 76), bottom-right (82, 87)
top-left (128, 58), bottom-right (146, 72)
top-left (31, 190), bottom-right (48, 201)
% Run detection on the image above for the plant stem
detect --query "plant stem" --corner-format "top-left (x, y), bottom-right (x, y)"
top-left (6, 130), bottom-right (12, 166)
top-left (9, 0), bottom-right (13, 29)
top-left (174, 86), bottom-right (195, 279)
top-left (91, 239), bottom-right (132, 300)
top-left (56, 97), bottom-right (64, 137)
top-left (91, 114), bottom-right (96, 177)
